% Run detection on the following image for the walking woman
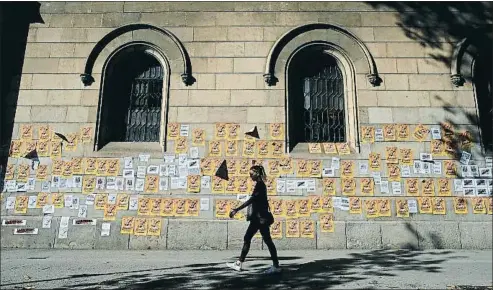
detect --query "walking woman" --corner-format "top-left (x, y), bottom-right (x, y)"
top-left (227, 165), bottom-right (281, 274)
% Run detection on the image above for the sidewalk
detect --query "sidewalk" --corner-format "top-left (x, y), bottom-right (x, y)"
top-left (1, 249), bottom-right (491, 290)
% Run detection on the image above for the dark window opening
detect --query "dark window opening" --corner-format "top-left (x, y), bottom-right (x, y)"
top-left (473, 48), bottom-right (492, 153)
top-left (98, 49), bottom-right (164, 148)
top-left (288, 47), bottom-right (345, 151)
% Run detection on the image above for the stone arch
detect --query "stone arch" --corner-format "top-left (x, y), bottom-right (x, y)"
top-left (80, 23), bottom-right (195, 87)
top-left (263, 23), bottom-right (381, 87)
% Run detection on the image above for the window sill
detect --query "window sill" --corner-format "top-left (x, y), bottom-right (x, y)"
top-left (91, 142), bottom-right (164, 158)
top-left (287, 142), bottom-right (361, 159)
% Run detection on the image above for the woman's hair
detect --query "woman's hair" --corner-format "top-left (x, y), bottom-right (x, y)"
top-left (250, 165), bottom-right (266, 181)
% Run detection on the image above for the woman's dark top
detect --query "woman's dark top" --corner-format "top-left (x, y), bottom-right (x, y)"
top-left (235, 181), bottom-right (269, 221)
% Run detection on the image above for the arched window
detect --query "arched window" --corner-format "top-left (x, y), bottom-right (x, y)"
top-left (472, 49), bottom-right (492, 152)
top-left (287, 45), bottom-right (347, 152)
top-left (97, 45), bottom-right (165, 149)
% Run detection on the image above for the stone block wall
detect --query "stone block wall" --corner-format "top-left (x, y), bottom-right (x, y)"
top-left (2, 2), bottom-right (491, 250)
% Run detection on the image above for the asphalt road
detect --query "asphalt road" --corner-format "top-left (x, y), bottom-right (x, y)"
top-left (0, 249), bottom-right (491, 290)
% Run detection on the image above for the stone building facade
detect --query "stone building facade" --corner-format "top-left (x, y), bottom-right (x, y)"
top-left (1, 2), bottom-right (492, 250)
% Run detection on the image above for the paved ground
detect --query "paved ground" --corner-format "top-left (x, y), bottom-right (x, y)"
top-left (0, 249), bottom-right (491, 290)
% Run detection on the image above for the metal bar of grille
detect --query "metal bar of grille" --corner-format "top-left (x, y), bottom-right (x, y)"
top-left (303, 65), bottom-right (345, 143)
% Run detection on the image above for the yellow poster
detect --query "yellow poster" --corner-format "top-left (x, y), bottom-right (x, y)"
top-left (405, 178), bottom-right (420, 196)
top-left (378, 199), bottom-right (392, 217)
top-left (296, 159), bottom-right (309, 177)
top-left (285, 200), bottom-right (298, 219)
top-left (361, 178), bottom-right (375, 196)
top-left (214, 123), bottom-right (227, 140)
top-left (321, 196), bottom-right (334, 213)
top-left (16, 164), bottom-right (30, 182)
top-left (320, 214), bottom-right (334, 233)
top-left (71, 158), bottom-right (83, 175)
top-left (238, 159), bottom-right (251, 176)
top-left (104, 204), bottom-right (117, 221)
top-left (14, 196), bottom-right (28, 214)
top-left (237, 177), bottom-right (252, 194)
top-left (487, 198), bottom-right (493, 215)
top-left (396, 199), bottom-right (409, 217)
top-left (215, 199), bottom-right (230, 218)
top-left (228, 200), bottom-right (244, 220)
top-left (387, 164), bottom-right (401, 182)
top-left (349, 197), bottom-right (362, 214)
top-left (150, 198), bottom-right (162, 216)
top-left (432, 197), bottom-right (446, 215)
top-left (167, 123), bottom-right (179, 140)
top-left (226, 123), bottom-right (240, 141)
top-left (186, 198), bottom-right (200, 217)
top-left (50, 141), bottom-right (62, 158)
top-left (270, 220), bottom-right (283, 239)
top-left (175, 136), bottom-right (188, 154)
top-left (208, 141), bottom-right (222, 157)
top-left (421, 179), bottom-right (435, 196)
top-left (361, 126), bottom-right (375, 143)
top-left (459, 130), bottom-right (473, 150)
top-left (137, 197), bottom-right (151, 215)
top-left (160, 198), bottom-right (175, 217)
top-left (397, 124), bottom-right (410, 141)
top-left (341, 160), bottom-right (354, 178)
top-left (322, 178), bottom-right (336, 196)
top-left (300, 219), bottom-right (315, 239)
top-left (341, 178), bottom-right (356, 196)
top-left (64, 133), bottom-right (78, 152)
top-left (96, 159), bottom-right (107, 176)
top-left (308, 143), bottom-right (322, 154)
top-left (82, 175), bottom-right (96, 194)
top-left (144, 176), bottom-right (159, 193)
top-left (279, 158), bottom-right (293, 175)
top-left (418, 197), bottom-right (433, 214)
top-left (441, 122), bottom-right (454, 138)
top-left (444, 160), bottom-right (457, 177)
top-left (36, 192), bottom-right (50, 208)
top-left (38, 125), bottom-right (51, 141)
top-left (454, 197), bottom-right (468, 214)
top-left (187, 175), bottom-right (201, 193)
top-left (116, 194), bottom-right (129, 210)
top-left (20, 124), bottom-right (33, 141)
top-left (173, 198), bottom-right (187, 216)
top-left (51, 159), bottom-right (63, 176)
top-left (23, 141), bottom-right (37, 156)
top-left (270, 141), bottom-right (285, 159)
top-left (309, 160), bottom-right (322, 178)
top-left (269, 123), bottom-right (284, 140)
top-left (437, 178), bottom-right (452, 196)
top-left (225, 140), bottom-right (238, 157)
top-left (399, 148), bottom-right (413, 166)
top-left (62, 160), bottom-right (73, 177)
top-left (431, 140), bottom-right (445, 156)
top-left (211, 176), bottom-right (225, 194)
top-left (84, 158), bottom-right (97, 175)
top-left (265, 177), bottom-right (277, 196)
top-left (369, 153), bottom-right (381, 171)
top-left (270, 199), bottom-right (285, 218)
top-left (257, 140), bottom-right (270, 158)
top-left (133, 218), bottom-right (148, 236)
top-left (413, 124), bottom-right (429, 141)
top-left (336, 143), bottom-right (351, 155)
top-left (268, 160), bottom-right (281, 177)
top-left (192, 128), bottom-right (205, 146)
top-left (147, 218), bottom-right (162, 236)
top-left (106, 159), bottom-right (120, 176)
top-left (297, 199), bottom-right (310, 217)
top-left (80, 126), bottom-right (93, 143)
top-left (93, 193), bottom-right (106, 210)
top-left (286, 219), bottom-right (300, 238)
top-left (200, 158), bottom-right (214, 176)
top-left (120, 216), bottom-right (134, 234)
top-left (9, 140), bottom-right (22, 157)
top-left (322, 143), bottom-right (338, 154)
top-left (242, 139), bottom-right (256, 158)
top-left (472, 197), bottom-right (486, 214)
top-left (365, 199), bottom-right (379, 218)
top-left (224, 176), bottom-right (237, 194)
top-left (444, 140), bottom-right (456, 158)
top-left (383, 124), bottom-right (396, 141)
top-left (309, 195), bottom-right (322, 213)
top-left (5, 164), bottom-right (15, 180)
top-left (386, 146), bottom-right (399, 164)
top-left (52, 193), bottom-right (65, 208)
top-left (36, 140), bottom-right (50, 157)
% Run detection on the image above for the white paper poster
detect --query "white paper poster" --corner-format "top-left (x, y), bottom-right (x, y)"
top-left (331, 157), bottom-right (340, 170)
top-left (380, 180), bottom-right (389, 194)
top-left (401, 166), bottom-right (411, 178)
top-left (190, 147), bottom-right (199, 159)
top-left (28, 196), bottom-right (37, 209)
top-left (180, 124), bottom-right (190, 137)
top-left (359, 162), bottom-right (369, 175)
top-left (159, 177), bottom-right (169, 191)
top-left (101, 223), bottom-right (111, 237)
top-left (85, 194), bottom-right (95, 205)
top-left (78, 205), bottom-right (88, 218)
top-left (322, 167), bottom-right (335, 177)
top-left (129, 196), bottom-right (138, 211)
top-left (58, 216), bottom-right (70, 239)
top-left (201, 176), bottom-right (211, 189)
top-left (200, 198), bottom-right (210, 211)
top-left (277, 179), bottom-right (286, 193)
top-left (6, 197), bottom-right (15, 209)
top-left (138, 153), bottom-right (150, 163)
top-left (124, 157), bottom-right (133, 169)
top-left (43, 205), bottom-right (55, 214)
top-left (408, 199), bottom-right (418, 213)
top-left (107, 194), bottom-right (117, 205)
top-left (42, 215), bottom-right (52, 229)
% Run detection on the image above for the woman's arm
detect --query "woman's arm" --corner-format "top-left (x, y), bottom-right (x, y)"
top-left (234, 196), bottom-right (254, 211)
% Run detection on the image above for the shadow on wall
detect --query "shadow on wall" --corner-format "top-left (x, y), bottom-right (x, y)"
top-left (0, 2), bottom-right (44, 191)
top-left (2, 250), bottom-right (462, 290)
